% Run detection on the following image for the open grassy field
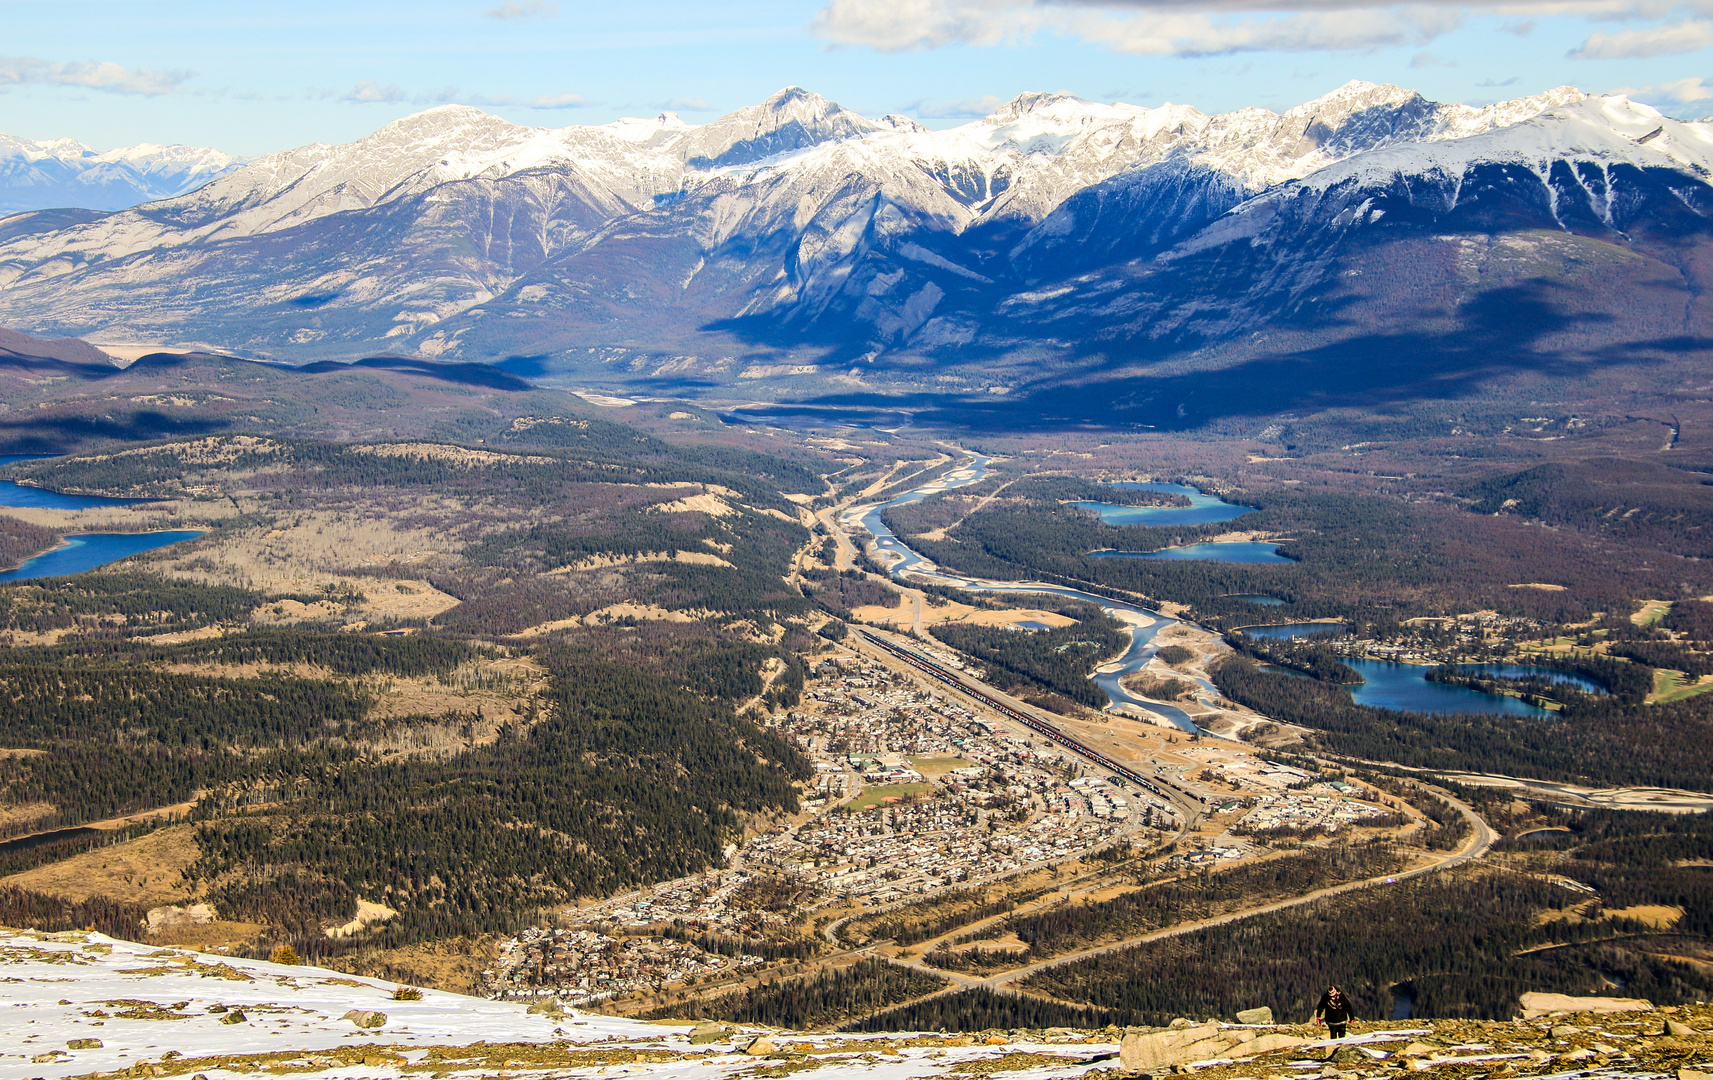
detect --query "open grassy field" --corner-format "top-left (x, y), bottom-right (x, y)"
top-left (847, 784), bottom-right (933, 812)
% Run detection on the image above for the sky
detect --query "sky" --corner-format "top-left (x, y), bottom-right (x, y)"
top-left (1, 0), bottom-right (1711, 155)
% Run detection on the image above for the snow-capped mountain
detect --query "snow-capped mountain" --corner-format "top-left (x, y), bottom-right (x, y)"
top-left (0, 81), bottom-right (1709, 418)
top-left (0, 133), bottom-right (242, 214)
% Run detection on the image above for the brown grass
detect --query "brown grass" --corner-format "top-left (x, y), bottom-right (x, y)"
top-left (2, 823), bottom-right (201, 907)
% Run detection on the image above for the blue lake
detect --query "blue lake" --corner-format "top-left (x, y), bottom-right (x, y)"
top-left (0, 455), bottom-right (156, 510)
top-left (1092, 542), bottom-right (1294, 564)
top-left (1262, 657), bottom-right (1600, 716)
top-left (0, 531), bottom-right (205, 582)
top-left (1070, 481), bottom-right (1256, 527)
top-left (1240, 621), bottom-right (1346, 639)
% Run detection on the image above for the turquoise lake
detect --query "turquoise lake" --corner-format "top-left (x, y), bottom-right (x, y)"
top-left (0, 455), bottom-right (156, 510)
top-left (1069, 481), bottom-right (1257, 526)
top-left (0, 531), bottom-right (207, 582)
top-left (1260, 656), bottom-right (1604, 716)
top-left (1092, 542), bottom-right (1293, 564)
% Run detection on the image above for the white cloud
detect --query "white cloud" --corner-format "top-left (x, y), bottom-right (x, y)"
top-left (812, 0), bottom-right (1713, 57)
top-left (483, 1), bottom-right (558, 17)
top-left (457, 90), bottom-right (586, 108)
top-left (909, 94), bottom-right (1009, 117)
top-left (663, 96), bottom-right (712, 111)
top-left (1612, 75), bottom-right (1713, 102)
top-left (0, 56), bottom-right (192, 96)
top-left (525, 92), bottom-right (585, 108)
top-left (342, 78), bottom-right (406, 103)
top-left (812, 0), bottom-right (1471, 56)
top-left (1571, 19), bottom-right (1713, 58)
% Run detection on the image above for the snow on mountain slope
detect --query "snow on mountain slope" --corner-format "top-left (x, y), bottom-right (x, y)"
top-left (1171, 94), bottom-right (1713, 261)
top-left (0, 133), bottom-right (241, 214)
top-left (0, 928), bottom-right (1120, 1080)
top-left (0, 81), bottom-right (1694, 369)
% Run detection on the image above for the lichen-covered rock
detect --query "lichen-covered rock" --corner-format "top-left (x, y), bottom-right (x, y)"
top-left (67, 1038), bottom-right (103, 1049)
top-left (1520, 992), bottom-right (1654, 1018)
top-left (341, 1009), bottom-right (386, 1029)
top-left (1120, 1023), bottom-right (1305, 1071)
top-left (689, 1022), bottom-right (732, 1045)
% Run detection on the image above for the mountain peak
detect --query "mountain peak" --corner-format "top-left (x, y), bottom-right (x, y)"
top-left (1286, 81), bottom-right (1423, 122)
top-left (990, 91), bottom-right (1088, 123)
top-left (682, 87), bottom-right (880, 169)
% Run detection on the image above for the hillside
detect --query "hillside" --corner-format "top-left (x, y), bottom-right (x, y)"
top-left (5, 926), bottom-right (1713, 1080)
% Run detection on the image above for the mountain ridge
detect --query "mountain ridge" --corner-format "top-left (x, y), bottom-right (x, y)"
top-left (0, 132), bottom-right (243, 215)
top-left (0, 80), bottom-right (1708, 428)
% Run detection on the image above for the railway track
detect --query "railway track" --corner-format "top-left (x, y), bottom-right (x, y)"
top-left (855, 628), bottom-right (1201, 821)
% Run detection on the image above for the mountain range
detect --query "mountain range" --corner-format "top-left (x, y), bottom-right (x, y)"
top-left (0, 133), bottom-right (243, 215)
top-left (0, 82), bottom-right (1709, 428)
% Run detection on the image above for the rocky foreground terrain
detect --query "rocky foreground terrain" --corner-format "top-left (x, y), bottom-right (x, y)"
top-left (4, 927), bottom-right (1711, 1080)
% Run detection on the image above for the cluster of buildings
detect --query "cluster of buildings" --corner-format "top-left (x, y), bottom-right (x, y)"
top-left (484, 648), bottom-right (1177, 1004)
top-left (486, 926), bottom-right (766, 1007)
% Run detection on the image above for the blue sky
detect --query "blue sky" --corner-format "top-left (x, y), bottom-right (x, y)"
top-left (2, 0), bottom-right (1711, 154)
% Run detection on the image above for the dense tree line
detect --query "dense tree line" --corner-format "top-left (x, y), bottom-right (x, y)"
top-left (1214, 655), bottom-right (1713, 789)
top-left (1461, 458), bottom-right (1713, 559)
top-left (848, 885), bottom-right (1054, 947)
top-left (0, 514), bottom-right (57, 570)
top-left (1018, 871), bottom-right (1713, 1025)
top-left (0, 573), bottom-right (290, 635)
top-left (0, 884), bottom-right (151, 939)
top-left (1226, 633), bottom-right (1360, 683)
top-left (643, 959), bottom-right (946, 1028)
top-left (801, 568), bottom-right (901, 618)
top-left (43, 627), bottom-right (480, 677)
top-left (848, 987), bottom-right (1133, 1032)
top-left (185, 657), bottom-right (812, 954)
top-left (928, 843), bottom-right (1404, 970)
top-left (6, 429), bottom-right (819, 513)
top-left (885, 487), bottom-right (1711, 626)
top-left (930, 602), bottom-right (1129, 708)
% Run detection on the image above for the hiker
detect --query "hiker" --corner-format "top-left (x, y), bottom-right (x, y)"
top-left (1314, 985), bottom-right (1354, 1039)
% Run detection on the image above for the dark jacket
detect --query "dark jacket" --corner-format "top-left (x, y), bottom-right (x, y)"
top-left (1315, 992), bottom-right (1353, 1024)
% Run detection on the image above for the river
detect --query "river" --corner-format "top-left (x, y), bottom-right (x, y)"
top-left (847, 454), bottom-right (1217, 733)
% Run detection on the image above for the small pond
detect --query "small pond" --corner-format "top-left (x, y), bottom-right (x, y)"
top-left (1092, 542), bottom-right (1294, 564)
top-left (1069, 482), bottom-right (1257, 527)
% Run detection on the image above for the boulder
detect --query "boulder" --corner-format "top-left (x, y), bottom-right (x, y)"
top-left (1119, 1023), bottom-right (1304, 1071)
top-left (1519, 992), bottom-right (1653, 1019)
top-left (1248, 1034), bottom-right (1309, 1056)
top-left (1236, 1007), bottom-right (1275, 1025)
top-left (1677, 1068), bottom-right (1713, 1080)
top-left (688, 1023), bottom-right (731, 1046)
top-left (67, 1039), bottom-right (103, 1050)
top-left (1328, 1045), bottom-right (1367, 1066)
top-left (342, 1009), bottom-right (387, 1029)
top-left (743, 1036), bottom-right (776, 1056)
top-left (1668, 1020), bottom-right (1701, 1037)
top-left (218, 1011), bottom-right (247, 1025)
